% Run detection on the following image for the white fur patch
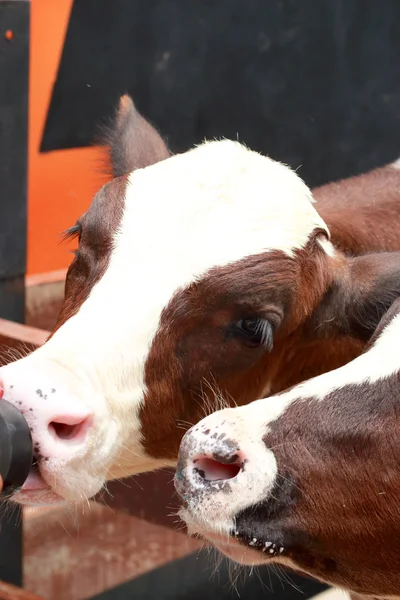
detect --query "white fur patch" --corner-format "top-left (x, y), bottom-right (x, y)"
top-left (310, 590), bottom-right (350, 600)
top-left (317, 235), bottom-right (335, 257)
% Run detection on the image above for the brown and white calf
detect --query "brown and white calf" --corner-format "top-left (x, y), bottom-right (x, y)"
top-left (1, 96), bottom-right (400, 506)
top-left (175, 297), bottom-right (400, 599)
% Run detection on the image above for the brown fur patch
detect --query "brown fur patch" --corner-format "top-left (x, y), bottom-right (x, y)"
top-left (141, 235), bottom-right (333, 459)
top-left (102, 95), bottom-right (170, 178)
top-left (260, 380), bottom-right (400, 594)
top-left (235, 301), bottom-right (400, 596)
top-left (315, 164), bottom-right (400, 255)
top-left (52, 176), bottom-right (127, 334)
top-left (142, 243), bottom-right (400, 460)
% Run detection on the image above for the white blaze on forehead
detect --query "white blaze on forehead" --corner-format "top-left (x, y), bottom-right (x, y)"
top-left (123, 139), bottom-right (329, 269)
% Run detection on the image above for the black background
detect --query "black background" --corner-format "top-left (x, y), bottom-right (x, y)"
top-left (42, 0), bottom-right (400, 188)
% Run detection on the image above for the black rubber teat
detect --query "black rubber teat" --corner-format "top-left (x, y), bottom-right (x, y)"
top-left (0, 400), bottom-right (33, 498)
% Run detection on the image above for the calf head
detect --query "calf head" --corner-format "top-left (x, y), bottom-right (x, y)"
top-left (2, 96), bottom-right (400, 505)
top-left (175, 298), bottom-right (400, 597)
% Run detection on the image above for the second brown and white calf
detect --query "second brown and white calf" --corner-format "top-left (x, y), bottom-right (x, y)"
top-left (1, 96), bottom-right (400, 506)
top-left (175, 297), bottom-right (400, 598)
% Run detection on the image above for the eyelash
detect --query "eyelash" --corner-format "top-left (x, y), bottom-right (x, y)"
top-left (61, 225), bottom-right (81, 256)
top-left (61, 225), bottom-right (81, 242)
top-left (234, 318), bottom-right (274, 352)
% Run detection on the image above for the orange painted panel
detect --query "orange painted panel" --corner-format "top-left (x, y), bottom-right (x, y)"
top-left (27, 0), bottom-right (107, 276)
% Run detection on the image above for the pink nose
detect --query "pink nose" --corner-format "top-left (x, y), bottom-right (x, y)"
top-left (190, 456), bottom-right (242, 482)
top-left (0, 367), bottom-right (93, 463)
top-left (24, 397), bottom-right (91, 460)
top-left (47, 412), bottom-right (91, 443)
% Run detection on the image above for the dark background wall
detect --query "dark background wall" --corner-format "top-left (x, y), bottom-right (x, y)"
top-left (42, 0), bottom-right (400, 188)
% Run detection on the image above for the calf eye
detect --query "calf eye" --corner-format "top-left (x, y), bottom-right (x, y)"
top-left (234, 318), bottom-right (274, 351)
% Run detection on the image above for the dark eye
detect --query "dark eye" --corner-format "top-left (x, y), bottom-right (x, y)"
top-left (234, 318), bottom-right (274, 351)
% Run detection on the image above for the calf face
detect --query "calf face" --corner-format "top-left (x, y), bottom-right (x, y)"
top-left (2, 96), bottom-right (400, 506)
top-left (175, 298), bottom-right (400, 597)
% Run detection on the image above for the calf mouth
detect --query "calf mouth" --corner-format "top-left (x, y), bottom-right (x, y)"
top-left (231, 527), bottom-right (286, 558)
top-left (179, 475), bottom-right (298, 566)
top-left (182, 512), bottom-right (287, 566)
top-left (212, 529), bottom-right (286, 565)
top-left (12, 460), bottom-right (64, 506)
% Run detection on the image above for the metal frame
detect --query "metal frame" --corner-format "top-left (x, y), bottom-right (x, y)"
top-left (0, 0), bottom-right (30, 589)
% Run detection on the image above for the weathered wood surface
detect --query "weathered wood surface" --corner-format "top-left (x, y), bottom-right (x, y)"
top-left (24, 501), bottom-right (200, 600)
top-left (0, 319), bottom-right (48, 350)
top-left (0, 581), bottom-right (45, 600)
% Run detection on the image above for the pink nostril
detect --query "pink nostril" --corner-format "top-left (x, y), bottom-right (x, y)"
top-left (48, 415), bottom-right (91, 443)
top-left (194, 457), bottom-right (241, 482)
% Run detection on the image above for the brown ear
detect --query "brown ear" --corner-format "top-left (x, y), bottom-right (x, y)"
top-left (309, 252), bottom-right (400, 342)
top-left (104, 95), bottom-right (171, 178)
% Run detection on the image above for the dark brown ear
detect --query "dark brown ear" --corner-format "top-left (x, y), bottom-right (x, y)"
top-left (103, 95), bottom-right (171, 178)
top-left (309, 252), bottom-right (400, 342)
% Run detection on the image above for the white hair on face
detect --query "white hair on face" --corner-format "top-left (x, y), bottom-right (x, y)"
top-left (122, 139), bottom-right (329, 266)
top-left (40, 139), bottom-right (332, 487)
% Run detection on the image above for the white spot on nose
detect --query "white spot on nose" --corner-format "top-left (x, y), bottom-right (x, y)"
top-left (249, 537), bottom-right (257, 546)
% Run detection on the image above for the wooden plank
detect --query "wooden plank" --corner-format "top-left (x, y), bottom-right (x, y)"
top-left (24, 501), bottom-right (200, 600)
top-left (25, 278), bottom-right (64, 332)
top-left (25, 269), bottom-right (66, 288)
top-left (0, 581), bottom-right (45, 600)
top-left (0, 319), bottom-right (48, 355)
top-left (96, 469), bottom-right (182, 531)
